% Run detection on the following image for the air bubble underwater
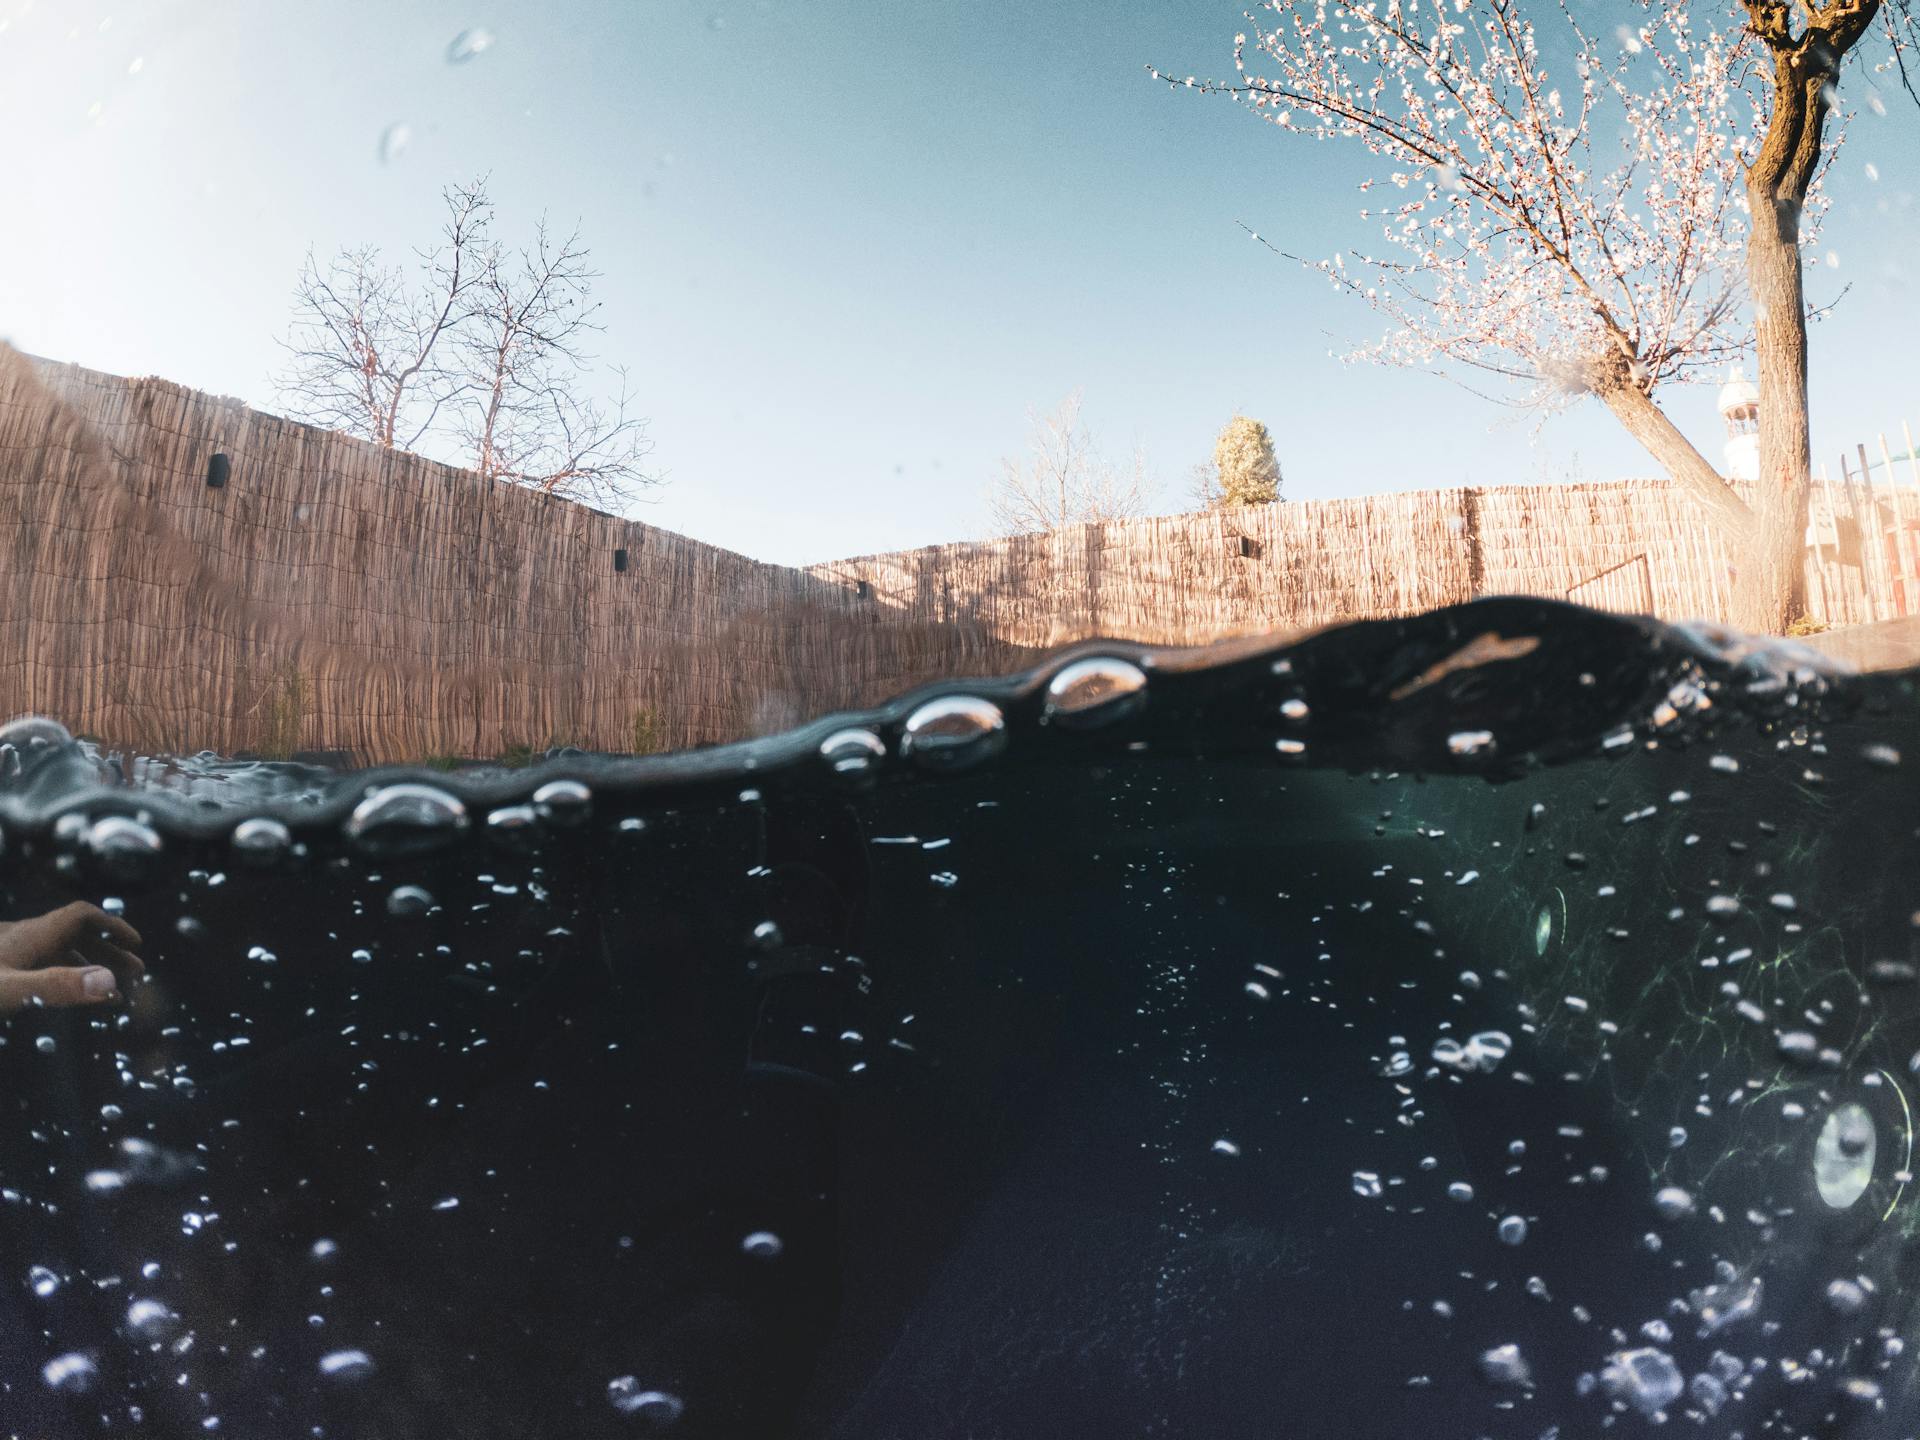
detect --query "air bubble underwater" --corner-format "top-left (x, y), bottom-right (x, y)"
top-left (607, 1379), bottom-right (684, 1422)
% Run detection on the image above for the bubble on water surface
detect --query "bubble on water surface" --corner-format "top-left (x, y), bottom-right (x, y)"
top-left (1351, 1171), bottom-right (1382, 1198)
top-left (87, 814), bottom-right (163, 879)
top-left (819, 728), bottom-right (886, 776)
top-left (1042, 657), bottom-right (1147, 729)
top-left (0, 715), bottom-right (71, 751)
top-left (486, 803), bottom-right (541, 848)
top-left (900, 696), bottom-right (1005, 772)
top-left (1496, 1215), bottom-right (1527, 1245)
top-left (231, 816), bottom-right (292, 865)
top-left (532, 779), bottom-right (591, 826)
top-left (346, 783), bottom-right (468, 856)
top-left (28, 1265), bottom-right (59, 1297)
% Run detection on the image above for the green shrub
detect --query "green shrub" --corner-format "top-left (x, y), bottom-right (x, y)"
top-left (256, 664), bottom-right (309, 761)
top-left (630, 706), bottom-right (663, 756)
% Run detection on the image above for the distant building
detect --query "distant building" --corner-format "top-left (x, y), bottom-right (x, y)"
top-left (1717, 366), bottom-right (1759, 485)
top-left (1718, 365), bottom-right (1844, 551)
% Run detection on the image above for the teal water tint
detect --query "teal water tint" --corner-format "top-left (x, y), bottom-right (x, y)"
top-left (0, 597), bottom-right (1915, 1438)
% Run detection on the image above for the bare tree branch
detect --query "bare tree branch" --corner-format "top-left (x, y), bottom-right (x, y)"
top-left (274, 179), bottom-right (659, 510)
top-left (989, 390), bottom-right (1155, 536)
top-left (273, 181), bottom-right (491, 452)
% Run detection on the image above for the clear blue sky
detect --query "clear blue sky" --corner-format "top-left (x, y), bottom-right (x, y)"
top-left (3, 0), bottom-right (1916, 565)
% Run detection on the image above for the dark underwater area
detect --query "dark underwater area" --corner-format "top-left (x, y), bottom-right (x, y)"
top-left (0, 596), bottom-right (1916, 1439)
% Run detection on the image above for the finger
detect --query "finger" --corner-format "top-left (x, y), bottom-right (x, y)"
top-left (72, 935), bottom-right (146, 981)
top-left (0, 965), bottom-right (119, 1013)
top-left (23, 902), bottom-right (138, 954)
top-left (43, 902), bottom-right (142, 952)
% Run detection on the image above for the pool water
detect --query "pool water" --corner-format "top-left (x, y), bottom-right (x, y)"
top-left (0, 596), bottom-right (1915, 1438)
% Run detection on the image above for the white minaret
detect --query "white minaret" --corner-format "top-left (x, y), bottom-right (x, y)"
top-left (1718, 366), bottom-right (1760, 485)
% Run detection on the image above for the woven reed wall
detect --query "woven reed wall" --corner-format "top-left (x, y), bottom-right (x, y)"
top-left (808, 494), bottom-right (1477, 651)
top-left (0, 351), bottom-right (1008, 761)
top-left (811, 480), bottom-right (1760, 647)
top-left (4, 349), bottom-right (1908, 763)
top-left (816, 477), bottom-right (1920, 647)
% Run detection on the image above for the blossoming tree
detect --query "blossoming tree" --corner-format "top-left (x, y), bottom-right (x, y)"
top-left (1157, 0), bottom-right (1916, 631)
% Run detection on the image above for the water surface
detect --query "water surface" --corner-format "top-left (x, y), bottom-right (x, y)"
top-left (0, 597), bottom-right (1915, 1438)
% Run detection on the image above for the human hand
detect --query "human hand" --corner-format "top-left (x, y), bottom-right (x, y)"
top-left (0, 902), bottom-right (145, 1013)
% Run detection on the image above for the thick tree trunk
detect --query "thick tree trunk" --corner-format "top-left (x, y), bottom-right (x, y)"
top-left (1741, 199), bottom-right (1815, 634)
top-left (1728, 0), bottom-right (1879, 632)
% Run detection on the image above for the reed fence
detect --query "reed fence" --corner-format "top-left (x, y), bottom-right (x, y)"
top-left (1, 348), bottom-right (1911, 763)
top-left (0, 351), bottom-right (1010, 762)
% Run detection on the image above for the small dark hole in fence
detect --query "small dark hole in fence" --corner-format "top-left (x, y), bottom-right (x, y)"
top-left (613, 548), bottom-right (630, 573)
top-left (855, 580), bottom-right (872, 600)
top-left (1233, 534), bottom-right (1261, 560)
top-left (206, 453), bottom-right (230, 489)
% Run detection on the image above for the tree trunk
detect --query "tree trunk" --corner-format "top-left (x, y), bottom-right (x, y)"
top-left (1594, 369), bottom-right (1758, 547)
top-left (1733, 35), bottom-right (1840, 636)
top-left (1741, 196), bottom-right (1815, 634)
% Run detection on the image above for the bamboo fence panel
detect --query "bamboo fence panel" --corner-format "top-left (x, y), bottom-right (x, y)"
top-left (1876, 433), bottom-right (1918, 616)
top-left (0, 350), bottom-right (1010, 762)
top-left (3, 348), bottom-right (1915, 764)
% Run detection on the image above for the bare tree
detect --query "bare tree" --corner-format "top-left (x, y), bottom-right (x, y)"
top-left (275, 178), bottom-right (656, 509)
top-left (1188, 459), bottom-right (1226, 512)
top-left (1157, 0), bottom-right (1918, 632)
top-left (274, 181), bottom-right (490, 451)
top-left (450, 220), bottom-right (655, 509)
top-left (989, 390), bottom-right (1154, 536)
